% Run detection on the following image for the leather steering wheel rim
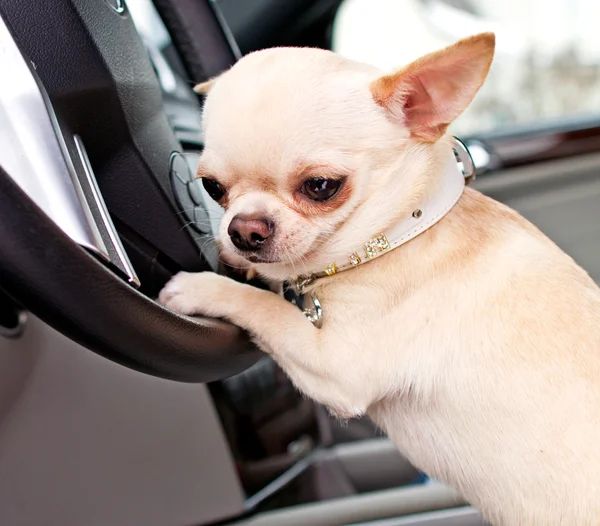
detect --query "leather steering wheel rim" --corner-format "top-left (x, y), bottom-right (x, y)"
top-left (0, 168), bottom-right (259, 382)
top-left (0, 0), bottom-right (261, 382)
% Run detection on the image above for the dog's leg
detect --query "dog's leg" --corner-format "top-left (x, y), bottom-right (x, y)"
top-left (159, 271), bottom-right (371, 418)
top-left (159, 271), bottom-right (312, 352)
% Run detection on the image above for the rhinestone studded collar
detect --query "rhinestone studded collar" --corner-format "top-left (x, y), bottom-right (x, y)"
top-left (288, 137), bottom-right (476, 328)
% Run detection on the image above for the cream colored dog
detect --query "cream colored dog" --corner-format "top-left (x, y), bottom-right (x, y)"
top-left (159, 33), bottom-right (600, 524)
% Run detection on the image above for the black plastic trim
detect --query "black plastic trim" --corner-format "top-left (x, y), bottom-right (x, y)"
top-left (153, 0), bottom-right (239, 83)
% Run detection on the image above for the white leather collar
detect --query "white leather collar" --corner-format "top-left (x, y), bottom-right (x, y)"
top-left (289, 137), bottom-right (475, 327)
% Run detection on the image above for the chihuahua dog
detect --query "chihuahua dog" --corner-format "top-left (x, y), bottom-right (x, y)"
top-left (159, 33), bottom-right (600, 524)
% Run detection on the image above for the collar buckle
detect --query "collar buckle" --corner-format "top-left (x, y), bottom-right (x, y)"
top-left (452, 136), bottom-right (476, 185)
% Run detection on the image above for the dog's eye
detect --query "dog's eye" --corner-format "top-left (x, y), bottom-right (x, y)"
top-left (301, 178), bottom-right (343, 202)
top-left (201, 178), bottom-right (225, 201)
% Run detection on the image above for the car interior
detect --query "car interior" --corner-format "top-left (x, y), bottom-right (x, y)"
top-left (1, 1), bottom-right (599, 525)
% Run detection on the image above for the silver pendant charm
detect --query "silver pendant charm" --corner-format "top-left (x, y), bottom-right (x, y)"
top-left (302, 294), bottom-right (323, 329)
top-left (285, 285), bottom-right (324, 329)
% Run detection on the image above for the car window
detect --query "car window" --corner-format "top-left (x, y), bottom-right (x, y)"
top-left (331, 0), bottom-right (600, 135)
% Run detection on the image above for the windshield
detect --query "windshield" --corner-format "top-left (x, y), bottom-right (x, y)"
top-left (332, 0), bottom-right (600, 135)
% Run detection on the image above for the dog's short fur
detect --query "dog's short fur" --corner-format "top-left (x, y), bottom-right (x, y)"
top-left (159, 34), bottom-right (600, 524)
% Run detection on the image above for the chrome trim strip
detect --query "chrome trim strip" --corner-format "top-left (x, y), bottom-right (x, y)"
top-left (105, 0), bottom-right (126, 14)
top-left (0, 14), bottom-right (109, 260)
top-left (145, 38), bottom-right (177, 94)
top-left (74, 136), bottom-right (141, 288)
top-left (210, 0), bottom-right (242, 61)
top-left (0, 311), bottom-right (27, 339)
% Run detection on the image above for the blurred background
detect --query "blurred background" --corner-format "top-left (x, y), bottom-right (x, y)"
top-left (215, 0), bottom-right (600, 135)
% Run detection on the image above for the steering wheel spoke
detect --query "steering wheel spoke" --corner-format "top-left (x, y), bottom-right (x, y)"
top-left (0, 15), bottom-right (109, 262)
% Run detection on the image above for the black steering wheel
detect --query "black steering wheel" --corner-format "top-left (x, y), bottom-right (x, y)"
top-left (0, 0), bottom-right (261, 381)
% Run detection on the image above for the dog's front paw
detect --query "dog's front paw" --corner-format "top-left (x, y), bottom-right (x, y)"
top-left (158, 271), bottom-right (232, 318)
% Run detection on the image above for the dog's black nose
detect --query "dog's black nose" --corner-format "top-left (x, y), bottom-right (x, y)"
top-left (228, 215), bottom-right (274, 251)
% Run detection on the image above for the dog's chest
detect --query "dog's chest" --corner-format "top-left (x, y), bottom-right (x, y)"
top-left (369, 397), bottom-right (469, 484)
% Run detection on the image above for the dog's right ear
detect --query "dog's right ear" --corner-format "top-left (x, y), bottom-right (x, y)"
top-left (193, 76), bottom-right (218, 94)
top-left (370, 33), bottom-right (495, 142)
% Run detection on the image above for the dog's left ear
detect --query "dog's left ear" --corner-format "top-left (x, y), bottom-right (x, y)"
top-left (371, 32), bottom-right (495, 142)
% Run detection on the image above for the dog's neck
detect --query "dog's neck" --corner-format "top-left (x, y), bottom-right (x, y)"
top-left (290, 139), bottom-right (473, 296)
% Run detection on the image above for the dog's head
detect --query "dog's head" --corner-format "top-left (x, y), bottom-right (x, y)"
top-left (196, 34), bottom-right (494, 281)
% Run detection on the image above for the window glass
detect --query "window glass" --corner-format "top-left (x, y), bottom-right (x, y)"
top-left (332, 0), bottom-right (600, 134)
